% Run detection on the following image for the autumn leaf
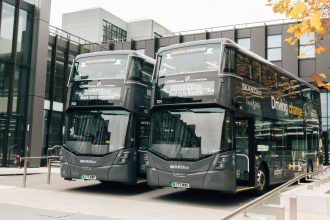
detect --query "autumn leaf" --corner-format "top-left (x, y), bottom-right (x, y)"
top-left (289, 2), bottom-right (307, 19)
top-left (315, 46), bottom-right (328, 54)
top-left (319, 73), bottom-right (327, 78)
top-left (284, 37), bottom-right (294, 43)
top-left (298, 52), bottom-right (306, 59)
top-left (287, 25), bottom-right (295, 33)
top-left (310, 11), bottom-right (322, 30)
top-left (311, 72), bottom-right (319, 80)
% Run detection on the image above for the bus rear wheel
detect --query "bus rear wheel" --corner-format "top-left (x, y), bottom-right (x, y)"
top-left (255, 166), bottom-right (268, 195)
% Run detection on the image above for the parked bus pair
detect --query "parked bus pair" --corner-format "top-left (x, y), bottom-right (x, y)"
top-left (60, 39), bottom-right (321, 195)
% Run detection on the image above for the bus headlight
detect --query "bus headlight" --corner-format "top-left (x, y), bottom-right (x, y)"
top-left (214, 155), bottom-right (229, 170)
top-left (144, 153), bottom-right (150, 167)
top-left (116, 151), bottom-right (130, 164)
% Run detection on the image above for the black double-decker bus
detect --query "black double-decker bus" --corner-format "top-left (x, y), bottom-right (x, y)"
top-left (60, 50), bottom-right (155, 184)
top-left (146, 39), bottom-right (321, 194)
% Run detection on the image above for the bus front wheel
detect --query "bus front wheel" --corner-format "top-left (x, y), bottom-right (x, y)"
top-left (255, 166), bottom-right (268, 195)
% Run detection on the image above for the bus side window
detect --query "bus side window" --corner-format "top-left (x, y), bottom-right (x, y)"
top-left (277, 73), bottom-right (290, 97)
top-left (289, 79), bottom-right (301, 98)
top-left (236, 52), bottom-right (251, 79)
top-left (222, 112), bottom-right (233, 150)
top-left (128, 57), bottom-right (143, 81)
top-left (223, 47), bottom-right (236, 73)
top-left (261, 65), bottom-right (277, 90)
top-left (301, 85), bottom-right (312, 102)
top-left (141, 62), bottom-right (153, 84)
top-left (252, 60), bottom-right (261, 83)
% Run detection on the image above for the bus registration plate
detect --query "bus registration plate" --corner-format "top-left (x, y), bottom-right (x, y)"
top-left (80, 174), bottom-right (97, 180)
top-left (170, 181), bottom-right (190, 188)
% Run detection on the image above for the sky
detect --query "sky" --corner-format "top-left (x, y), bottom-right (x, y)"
top-left (50, 0), bottom-right (285, 32)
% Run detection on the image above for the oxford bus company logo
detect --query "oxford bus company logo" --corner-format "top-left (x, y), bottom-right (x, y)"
top-left (184, 76), bottom-right (191, 82)
top-left (96, 81), bottom-right (102, 87)
top-left (80, 160), bottom-right (97, 164)
top-left (170, 165), bottom-right (189, 170)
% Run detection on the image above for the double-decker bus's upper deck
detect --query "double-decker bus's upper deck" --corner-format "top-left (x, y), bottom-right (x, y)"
top-left (153, 38), bottom-right (320, 120)
top-left (68, 50), bottom-right (155, 111)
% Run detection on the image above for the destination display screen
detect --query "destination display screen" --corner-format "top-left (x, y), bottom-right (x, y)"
top-left (161, 81), bottom-right (215, 97)
top-left (74, 87), bottom-right (122, 101)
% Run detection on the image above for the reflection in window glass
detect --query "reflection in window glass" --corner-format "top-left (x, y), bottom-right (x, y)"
top-left (236, 53), bottom-right (251, 79)
top-left (151, 108), bottom-right (225, 160)
top-left (65, 110), bottom-right (133, 155)
top-left (0, 3), bottom-right (15, 59)
top-left (237, 38), bottom-right (251, 50)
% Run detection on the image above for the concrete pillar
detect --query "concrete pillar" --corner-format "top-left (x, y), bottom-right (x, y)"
top-left (26, 0), bottom-right (51, 167)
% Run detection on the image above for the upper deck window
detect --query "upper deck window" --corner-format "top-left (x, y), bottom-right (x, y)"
top-left (73, 55), bottom-right (128, 81)
top-left (158, 44), bottom-right (221, 77)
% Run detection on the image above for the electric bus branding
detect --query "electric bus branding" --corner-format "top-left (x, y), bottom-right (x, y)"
top-left (242, 83), bottom-right (262, 96)
top-left (80, 160), bottom-right (97, 164)
top-left (271, 96), bottom-right (288, 115)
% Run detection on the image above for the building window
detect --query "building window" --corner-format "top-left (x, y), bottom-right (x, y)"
top-left (102, 19), bottom-right (127, 43)
top-left (267, 35), bottom-right (282, 61)
top-left (299, 32), bottom-right (315, 59)
top-left (237, 38), bottom-right (251, 50)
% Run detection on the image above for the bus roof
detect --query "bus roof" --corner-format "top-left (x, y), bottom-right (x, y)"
top-left (157, 38), bottom-right (319, 92)
top-left (75, 50), bottom-right (155, 64)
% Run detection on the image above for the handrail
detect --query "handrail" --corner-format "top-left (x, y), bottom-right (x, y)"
top-left (21, 155), bottom-right (60, 187)
top-left (222, 166), bottom-right (330, 219)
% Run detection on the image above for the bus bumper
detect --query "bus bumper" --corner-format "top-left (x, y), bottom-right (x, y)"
top-left (146, 152), bottom-right (236, 192)
top-left (60, 147), bottom-right (138, 184)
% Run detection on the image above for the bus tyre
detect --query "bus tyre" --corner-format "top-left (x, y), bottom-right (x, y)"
top-left (255, 166), bottom-right (268, 195)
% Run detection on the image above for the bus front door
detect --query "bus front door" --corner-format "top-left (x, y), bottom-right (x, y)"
top-left (235, 118), bottom-right (255, 188)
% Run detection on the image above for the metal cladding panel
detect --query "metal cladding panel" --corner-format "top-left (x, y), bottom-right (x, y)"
top-left (267, 25), bottom-right (282, 35)
top-left (194, 33), bottom-right (207, 41)
top-left (145, 39), bottom-right (156, 58)
top-left (123, 42), bottom-right (133, 50)
top-left (251, 26), bottom-right (266, 58)
top-left (237, 29), bottom-right (250, 39)
top-left (135, 41), bottom-right (146, 49)
top-left (221, 30), bottom-right (235, 41)
top-left (182, 34), bottom-right (195, 43)
top-left (208, 31), bottom-right (221, 39)
top-left (316, 32), bottom-right (330, 75)
top-left (282, 24), bottom-right (298, 76)
top-left (300, 59), bottom-right (316, 78)
top-left (158, 37), bottom-right (170, 47)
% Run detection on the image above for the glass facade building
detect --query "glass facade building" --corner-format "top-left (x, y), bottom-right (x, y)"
top-left (0, 0), bottom-right (34, 166)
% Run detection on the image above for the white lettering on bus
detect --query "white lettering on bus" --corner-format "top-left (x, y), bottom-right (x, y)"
top-left (271, 96), bottom-right (288, 116)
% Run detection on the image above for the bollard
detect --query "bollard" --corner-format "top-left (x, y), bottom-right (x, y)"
top-left (23, 157), bottom-right (27, 187)
top-left (277, 206), bottom-right (285, 220)
top-left (290, 197), bottom-right (297, 220)
top-left (47, 159), bottom-right (51, 184)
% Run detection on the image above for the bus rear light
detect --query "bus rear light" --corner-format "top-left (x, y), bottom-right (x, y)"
top-left (116, 151), bottom-right (130, 164)
top-left (214, 155), bottom-right (229, 170)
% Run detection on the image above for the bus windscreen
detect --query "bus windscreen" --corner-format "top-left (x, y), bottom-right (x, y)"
top-left (150, 108), bottom-right (226, 160)
top-left (73, 55), bottom-right (128, 80)
top-left (158, 44), bottom-right (221, 77)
